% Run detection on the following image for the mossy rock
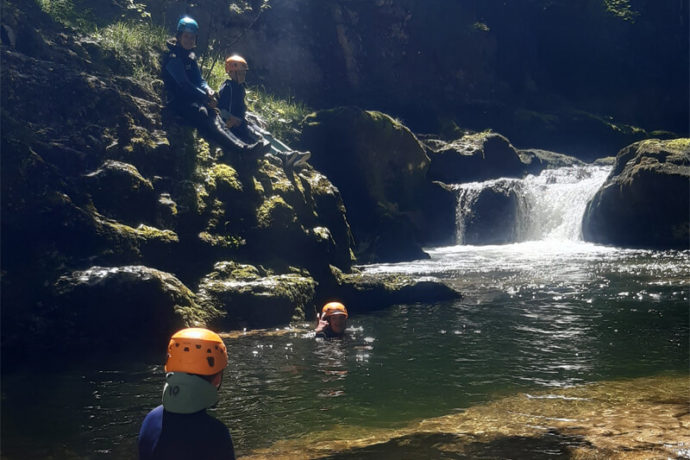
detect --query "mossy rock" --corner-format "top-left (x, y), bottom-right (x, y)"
top-left (43, 265), bottom-right (218, 354)
top-left (84, 160), bottom-right (156, 225)
top-left (425, 131), bottom-right (526, 183)
top-left (197, 261), bottom-right (317, 329)
top-left (300, 107), bottom-right (435, 262)
top-left (583, 138), bottom-right (690, 249)
top-left (313, 265), bottom-right (462, 318)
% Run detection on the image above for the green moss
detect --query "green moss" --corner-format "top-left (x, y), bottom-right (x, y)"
top-left (38, 0), bottom-right (96, 32)
top-left (132, 224), bottom-right (179, 243)
top-left (207, 164), bottom-right (243, 192)
top-left (603, 0), bottom-right (639, 22)
top-left (256, 195), bottom-right (295, 229)
top-left (198, 232), bottom-right (244, 249)
top-left (665, 138), bottom-right (690, 151)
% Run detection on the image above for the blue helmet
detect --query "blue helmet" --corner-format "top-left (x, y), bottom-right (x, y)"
top-left (177, 16), bottom-right (199, 35)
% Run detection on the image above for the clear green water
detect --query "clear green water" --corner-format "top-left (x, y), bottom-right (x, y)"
top-left (2, 242), bottom-right (688, 459)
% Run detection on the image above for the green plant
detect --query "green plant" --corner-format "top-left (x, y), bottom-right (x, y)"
top-left (603, 0), bottom-right (638, 22)
top-left (91, 21), bottom-right (167, 85)
top-left (37, 0), bottom-right (95, 32)
top-left (246, 87), bottom-right (312, 147)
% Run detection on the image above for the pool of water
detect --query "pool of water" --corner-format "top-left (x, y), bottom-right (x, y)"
top-left (2, 243), bottom-right (689, 458)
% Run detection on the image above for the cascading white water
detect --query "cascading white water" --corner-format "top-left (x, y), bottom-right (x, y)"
top-left (454, 165), bottom-right (611, 244)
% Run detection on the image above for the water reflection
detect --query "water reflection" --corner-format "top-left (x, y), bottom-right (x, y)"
top-left (1, 245), bottom-right (688, 458)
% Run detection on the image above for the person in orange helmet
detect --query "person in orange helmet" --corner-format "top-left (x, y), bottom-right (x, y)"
top-left (315, 301), bottom-right (349, 339)
top-left (217, 54), bottom-right (311, 169)
top-left (138, 328), bottom-right (235, 459)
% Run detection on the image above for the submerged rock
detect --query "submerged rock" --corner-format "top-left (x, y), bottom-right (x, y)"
top-left (582, 138), bottom-right (690, 249)
top-left (241, 374), bottom-right (689, 460)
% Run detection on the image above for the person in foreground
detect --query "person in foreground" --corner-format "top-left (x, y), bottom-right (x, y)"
top-left (162, 16), bottom-right (268, 159)
top-left (138, 327), bottom-right (236, 460)
top-left (315, 301), bottom-right (348, 339)
top-left (218, 54), bottom-right (311, 168)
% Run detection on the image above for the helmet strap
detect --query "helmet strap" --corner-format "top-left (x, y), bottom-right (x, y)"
top-left (162, 372), bottom-right (219, 414)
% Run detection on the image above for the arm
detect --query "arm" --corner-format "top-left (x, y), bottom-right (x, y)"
top-left (164, 56), bottom-right (208, 103)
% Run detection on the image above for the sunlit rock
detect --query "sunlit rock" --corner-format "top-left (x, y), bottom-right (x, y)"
top-left (583, 138), bottom-right (690, 249)
top-left (46, 265), bottom-right (214, 352)
top-left (425, 131), bottom-right (526, 183)
top-left (197, 261), bottom-right (317, 329)
top-left (316, 265), bottom-right (462, 315)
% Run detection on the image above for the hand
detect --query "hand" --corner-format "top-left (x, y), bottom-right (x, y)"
top-left (206, 94), bottom-right (218, 109)
top-left (315, 316), bottom-right (329, 333)
top-left (225, 115), bottom-right (242, 128)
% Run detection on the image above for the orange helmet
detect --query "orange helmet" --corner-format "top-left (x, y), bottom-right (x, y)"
top-left (165, 328), bottom-right (228, 376)
top-left (225, 55), bottom-right (248, 74)
top-left (321, 301), bottom-right (348, 319)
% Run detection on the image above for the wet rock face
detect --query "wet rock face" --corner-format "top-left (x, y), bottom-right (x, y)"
top-left (457, 180), bottom-right (523, 245)
top-left (49, 266), bottom-right (215, 351)
top-left (196, 262), bottom-right (317, 329)
top-left (582, 138), bottom-right (690, 249)
top-left (300, 106), bottom-right (454, 262)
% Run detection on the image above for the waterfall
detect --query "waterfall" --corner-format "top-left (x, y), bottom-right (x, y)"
top-left (454, 165), bottom-right (611, 245)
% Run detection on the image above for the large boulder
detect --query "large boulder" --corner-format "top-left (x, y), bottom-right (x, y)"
top-left (425, 132), bottom-right (527, 183)
top-left (518, 148), bottom-right (586, 176)
top-left (300, 106), bottom-right (453, 262)
top-left (582, 138), bottom-right (690, 249)
top-left (457, 179), bottom-right (523, 245)
top-left (196, 262), bottom-right (317, 329)
top-left (0, 265), bottom-right (213, 364)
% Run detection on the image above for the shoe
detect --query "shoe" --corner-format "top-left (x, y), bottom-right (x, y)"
top-left (285, 150), bottom-right (311, 168)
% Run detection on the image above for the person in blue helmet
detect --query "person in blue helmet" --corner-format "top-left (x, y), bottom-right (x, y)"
top-left (218, 55), bottom-right (311, 168)
top-left (138, 327), bottom-right (236, 460)
top-left (162, 16), bottom-right (269, 160)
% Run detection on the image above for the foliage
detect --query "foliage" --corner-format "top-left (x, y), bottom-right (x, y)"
top-left (90, 21), bottom-right (167, 85)
top-left (602, 0), bottom-right (639, 22)
top-left (245, 87), bottom-right (312, 147)
top-left (36, 0), bottom-right (95, 32)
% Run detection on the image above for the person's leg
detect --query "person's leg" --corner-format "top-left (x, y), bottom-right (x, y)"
top-left (187, 104), bottom-right (268, 156)
top-left (245, 120), bottom-right (311, 168)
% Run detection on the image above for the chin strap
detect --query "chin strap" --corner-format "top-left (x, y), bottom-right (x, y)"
top-left (162, 372), bottom-right (219, 414)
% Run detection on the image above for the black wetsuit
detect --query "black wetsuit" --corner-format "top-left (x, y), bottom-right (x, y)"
top-left (217, 79), bottom-right (258, 144)
top-left (138, 405), bottom-right (236, 460)
top-left (315, 327), bottom-right (344, 339)
top-left (162, 41), bottom-right (249, 153)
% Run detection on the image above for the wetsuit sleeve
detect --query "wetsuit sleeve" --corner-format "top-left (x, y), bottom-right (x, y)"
top-left (138, 405), bottom-right (163, 460)
top-left (164, 56), bottom-right (208, 103)
top-left (217, 81), bottom-right (232, 119)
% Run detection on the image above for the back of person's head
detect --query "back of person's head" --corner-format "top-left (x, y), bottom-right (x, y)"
top-left (162, 327), bottom-right (228, 414)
